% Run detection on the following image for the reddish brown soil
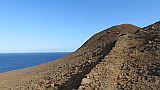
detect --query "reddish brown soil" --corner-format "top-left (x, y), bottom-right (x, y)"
top-left (87, 22), bottom-right (160, 90)
top-left (1, 21), bottom-right (159, 90)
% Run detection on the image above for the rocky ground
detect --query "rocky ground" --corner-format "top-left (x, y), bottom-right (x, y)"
top-left (87, 22), bottom-right (160, 90)
top-left (0, 21), bottom-right (159, 90)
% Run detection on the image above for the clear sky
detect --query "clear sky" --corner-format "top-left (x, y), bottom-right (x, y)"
top-left (0, 0), bottom-right (160, 53)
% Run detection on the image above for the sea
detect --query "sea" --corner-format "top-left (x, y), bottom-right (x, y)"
top-left (0, 52), bottom-right (70, 73)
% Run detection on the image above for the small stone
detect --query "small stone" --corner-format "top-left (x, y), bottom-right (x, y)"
top-left (45, 80), bottom-right (50, 84)
top-left (78, 86), bottom-right (94, 90)
top-left (45, 84), bottom-right (51, 88)
top-left (81, 78), bottom-right (91, 86)
top-left (51, 83), bottom-right (55, 87)
top-left (148, 41), bottom-right (152, 44)
top-left (151, 26), bottom-right (155, 29)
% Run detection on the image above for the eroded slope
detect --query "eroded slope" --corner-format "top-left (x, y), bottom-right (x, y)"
top-left (0, 24), bottom-right (139, 90)
top-left (87, 22), bottom-right (160, 90)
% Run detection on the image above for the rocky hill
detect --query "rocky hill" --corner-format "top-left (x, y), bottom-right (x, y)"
top-left (87, 22), bottom-right (160, 90)
top-left (0, 21), bottom-right (159, 90)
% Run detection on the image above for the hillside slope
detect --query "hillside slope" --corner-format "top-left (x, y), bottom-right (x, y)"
top-left (0, 24), bottom-right (139, 90)
top-left (87, 22), bottom-right (160, 90)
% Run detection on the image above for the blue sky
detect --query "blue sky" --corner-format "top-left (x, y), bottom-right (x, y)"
top-left (0, 0), bottom-right (160, 53)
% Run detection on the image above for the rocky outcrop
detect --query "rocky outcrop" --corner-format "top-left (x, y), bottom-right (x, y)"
top-left (87, 21), bottom-right (160, 90)
top-left (0, 24), bottom-right (139, 90)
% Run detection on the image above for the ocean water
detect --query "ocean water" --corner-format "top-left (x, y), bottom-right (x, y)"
top-left (0, 52), bottom-right (70, 73)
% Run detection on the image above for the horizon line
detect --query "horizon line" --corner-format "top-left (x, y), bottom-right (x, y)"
top-left (0, 51), bottom-right (72, 53)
